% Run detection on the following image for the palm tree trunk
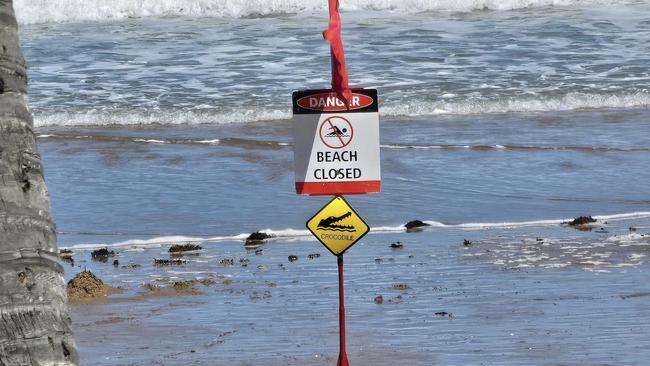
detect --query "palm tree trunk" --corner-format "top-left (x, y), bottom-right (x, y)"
top-left (0, 1), bottom-right (79, 364)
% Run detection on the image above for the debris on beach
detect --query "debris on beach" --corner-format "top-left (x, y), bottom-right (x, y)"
top-left (463, 239), bottom-right (473, 246)
top-left (392, 283), bottom-right (410, 290)
top-left (565, 216), bottom-right (597, 227)
top-left (288, 255), bottom-right (298, 262)
top-left (173, 280), bottom-right (201, 294)
top-left (153, 258), bottom-right (186, 266)
top-left (67, 270), bottom-right (110, 301)
top-left (220, 258), bottom-right (234, 266)
top-left (59, 248), bottom-right (73, 258)
top-left (308, 253), bottom-right (321, 259)
top-left (59, 249), bottom-right (74, 266)
top-left (434, 311), bottom-right (453, 318)
top-left (629, 226), bottom-right (637, 231)
top-left (199, 278), bottom-right (215, 286)
top-left (404, 220), bottom-right (430, 232)
top-left (91, 247), bottom-right (116, 262)
top-left (249, 290), bottom-right (272, 301)
top-left (245, 231), bottom-right (274, 246)
top-left (142, 283), bottom-right (161, 292)
top-left (390, 241), bottom-right (403, 249)
top-left (374, 295), bottom-right (384, 304)
top-left (169, 243), bottom-right (203, 254)
top-left (388, 295), bottom-right (403, 304)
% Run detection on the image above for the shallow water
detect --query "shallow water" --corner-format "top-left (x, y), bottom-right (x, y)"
top-left (66, 216), bottom-right (650, 365)
top-left (37, 108), bottom-right (650, 248)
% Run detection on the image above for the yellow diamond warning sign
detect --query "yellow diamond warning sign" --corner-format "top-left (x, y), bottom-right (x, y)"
top-left (306, 195), bottom-right (370, 256)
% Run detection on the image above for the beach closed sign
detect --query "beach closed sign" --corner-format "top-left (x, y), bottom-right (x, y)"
top-left (306, 195), bottom-right (369, 256)
top-left (292, 89), bottom-right (380, 195)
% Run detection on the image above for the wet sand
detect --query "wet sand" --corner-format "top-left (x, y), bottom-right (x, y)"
top-left (64, 216), bottom-right (650, 365)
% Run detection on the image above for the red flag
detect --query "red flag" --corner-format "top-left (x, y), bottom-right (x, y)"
top-left (323, 0), bottom-right (352, 106)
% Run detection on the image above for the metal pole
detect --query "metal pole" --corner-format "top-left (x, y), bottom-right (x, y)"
top-left (337, 255), bottom-right (350, 366)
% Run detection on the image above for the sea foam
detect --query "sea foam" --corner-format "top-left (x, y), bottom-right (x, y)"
top-left (61, 211), bottom-right (650, 250)
top-left (31, 91), bottom-right (650, 127)
top-left (15, 0), bottom-right (630, 24)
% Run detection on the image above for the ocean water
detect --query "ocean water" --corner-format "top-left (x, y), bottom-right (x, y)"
top-left (13, 0), bottom-right (650, 364)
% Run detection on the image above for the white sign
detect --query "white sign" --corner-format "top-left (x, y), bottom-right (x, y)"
top-left (293, 89), bottom-right (380, 195)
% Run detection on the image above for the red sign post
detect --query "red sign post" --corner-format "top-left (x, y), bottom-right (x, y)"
top-left (337, 255), bottom-right (349, 366)
top-left (295, 1), bottom-right (379, 365)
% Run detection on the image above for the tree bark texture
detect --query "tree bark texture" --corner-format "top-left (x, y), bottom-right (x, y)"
top-left (0, 1), bottom-right (79, 365)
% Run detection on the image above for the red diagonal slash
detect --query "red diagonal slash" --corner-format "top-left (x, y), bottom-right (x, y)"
top-left (323, 0), bottom-right (352, 107)
top-left (326, 118), bottom-right (347, 147)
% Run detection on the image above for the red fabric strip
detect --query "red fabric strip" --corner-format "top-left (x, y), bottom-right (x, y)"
top-left (323, 0), bottom-right (352, 105)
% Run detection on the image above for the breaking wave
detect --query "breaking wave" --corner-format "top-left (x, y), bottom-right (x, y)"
top-left (61, 211), bottom-right (650, 250)
top-left (15, 0), bottom-right (635, 24)
top-left (32, 91), bottom-right (650, 127)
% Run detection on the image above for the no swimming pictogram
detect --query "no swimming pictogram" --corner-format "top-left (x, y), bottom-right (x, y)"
top-left (319, 116), bottom-right (353, 149)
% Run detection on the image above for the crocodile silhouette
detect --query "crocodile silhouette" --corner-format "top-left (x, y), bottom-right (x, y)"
top-left (317, 211), bottom-right (356, 232)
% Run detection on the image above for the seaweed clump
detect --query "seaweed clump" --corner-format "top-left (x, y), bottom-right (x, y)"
top-left (91, 247), bottom-right (116, 262)
top-left (169, 243), bottom-right (202, 254)
top-left (566, 216), bottom-right (597, 226)
top-left (66, 271), bottom-right (109, 300)
top-left (153, 258), bottom-right (186, 266)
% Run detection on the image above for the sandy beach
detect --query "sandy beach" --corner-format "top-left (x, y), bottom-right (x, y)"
top-left (56, 211), bottom-right (650, 365)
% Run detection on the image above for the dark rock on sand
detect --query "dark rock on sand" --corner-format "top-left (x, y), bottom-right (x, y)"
top-left (112, 259), bottom-right (119, 267)
top-left (566, 216), bottom-right (597, 226)
top-left (153, 258), bottom-right (186, 266)
top-left (245, 232), bottom-right (274, 246)
top-left (169, 243), bottom-right (203, 253)
top-left (390, 241), bottom-right (403, 249)
top-left (91, 247), bottom-right (116, 262)
top-left (463, 239), bottom-right (472, 246)
top-left (67, 270), bottom-right (109, 300)
top-left (288, 255), bottom-right (298, 262)
top-left (308, 253), bottom-right (321, 259)
top-left (405, 220), bottom-right (430, 231)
